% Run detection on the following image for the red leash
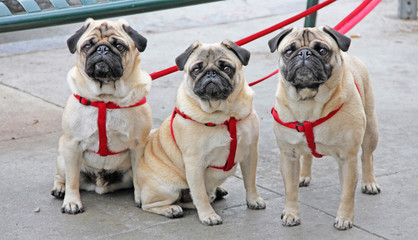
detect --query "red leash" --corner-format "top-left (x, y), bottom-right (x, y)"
top-left (337, 0), bottom-right (381, 35)
top-left (149, 0), bottom-right (337, 80)
top-left (334, 0), bottom-right (373, 31)
top-left (74, 94), bottom-right (147, 157)
top-left (170, 107), bottom-right (248, 171)
top-left (249, 0), bottom-right (381, 87)
top-left (149, 0), bottom-right (380, 85)
top-left (248, 69), bottom-right (279, 87)
top-left (235, 0), bottom-right (337, 46)
top-left (150, 66), bottom-right (179, 80)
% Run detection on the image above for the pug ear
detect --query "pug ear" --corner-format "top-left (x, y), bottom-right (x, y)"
top-left (175, 41), bottom-right (201, 71)
top-left (123, 25), bottom-right (148, 52)
top-left (221, 40), bottom-right (251, 66)
top-left (323, 25), bottom-right (351, 52)
top-left (67, 22), bottom-right (90, 54)
top-left (268, 28), bottom-right (293, 53)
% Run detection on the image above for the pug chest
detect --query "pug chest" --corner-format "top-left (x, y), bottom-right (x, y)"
top-left (200, 117), bottom-right (256, 170)
top-left (82, 109), bottom-right (135, 151)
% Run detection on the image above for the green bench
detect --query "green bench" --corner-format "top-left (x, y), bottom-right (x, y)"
top-left (0, 0), bottom-right (222, 33)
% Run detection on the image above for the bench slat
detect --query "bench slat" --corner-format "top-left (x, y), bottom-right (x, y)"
top-left (80, 0), bottom-right (98, 5)
top-left (49, 0), bottom-right (71, 9)
top-left (0, 0), bottom-right (222, 33)
top-left (17, 0), bottom-right (42, 13)
top-left (0, 2), bottom-right (12, 17)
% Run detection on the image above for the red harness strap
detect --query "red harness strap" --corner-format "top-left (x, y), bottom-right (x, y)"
top-left (74, 94), bottom-right (147, 157)
top-left (271, 104), bottom-right (343, 158)
top-left (170, 107), bottom-right (243, 171)
top-left (271, 82), bottom-right (361, 158)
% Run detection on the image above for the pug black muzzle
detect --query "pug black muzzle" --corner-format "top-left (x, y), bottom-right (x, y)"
top-left (283, 47), bottom-right (333, 90)
top-left (85, 44), bottom-right (124, 83)
top-left (193, 69), bottom-right (233, 101)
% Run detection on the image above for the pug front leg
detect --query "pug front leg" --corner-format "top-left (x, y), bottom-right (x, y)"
top-left (131, 143), bottom-right (146, 207)
top-left (184, 157), bottom-right (222, 226)
top-left (240, 143), bottom-right (266, 210)
top-left (360, 113), bottom-right (380, 195)
top-left (60, 136), bottom-right (83, 214)
top-left (51, 154), bottom-right (66, 199)
top-left (280, 148), bottom-right (301, 226)
top-left (299, 154), bottom-right (312, 187)
top-left (334, 154), bottom-right (358, 230)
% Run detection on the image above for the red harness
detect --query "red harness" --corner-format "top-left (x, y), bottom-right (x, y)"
top-left (74, 94), bottom-right (147, 157)
top-left (271, 104), bottom-right (343, 158)
top-left (170, 107), bottom-right (246, 171)
top-left (271, 82), bottom-right (361, 158)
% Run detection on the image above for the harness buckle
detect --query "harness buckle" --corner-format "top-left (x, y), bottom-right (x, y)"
top-left (79, 97), bottom-right (91, 106)
top-left (295, 123), bottom-right (305, 132)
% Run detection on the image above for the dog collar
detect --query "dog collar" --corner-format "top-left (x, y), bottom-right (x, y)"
top-left (170, 107), bottom-right (248, 172)
top-left (271, 82), bottom-right (361, 158)
top-left (74, 94), bottom-right (147, 157)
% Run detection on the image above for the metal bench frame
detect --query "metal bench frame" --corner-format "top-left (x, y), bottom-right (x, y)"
top-left (0, 0), bottom-right (221, 33)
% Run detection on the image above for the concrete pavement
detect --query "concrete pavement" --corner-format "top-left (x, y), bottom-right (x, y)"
top-left (1, 0), bottom-right (417, 239)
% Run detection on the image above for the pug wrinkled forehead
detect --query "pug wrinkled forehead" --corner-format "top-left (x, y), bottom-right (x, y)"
top-left (66, 18), bottom-right (148, 84)
top-left (67, 18), bottom-right (148, 54)
top-left (175, 40), bottom-right (251, 101)
top-left (268, 25), bottom-right (351, 54)
top-left (176, 40), bottom-right (250, 70)
top-left (266, 26), bottom-right (352, 92)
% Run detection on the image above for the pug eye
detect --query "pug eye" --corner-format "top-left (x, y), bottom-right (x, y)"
top-left (284, 49), bottom-right (293, 58)
top-left (223, 66), bottom-right (231, 73)
top-left (319, 48), bottom-right (328, 56)
top-left (192, 68), bottom-right (201, 76)
top-left (83, 44), bottom-right (92, 53)
top-left (116, 44), bottom-right (125, 52)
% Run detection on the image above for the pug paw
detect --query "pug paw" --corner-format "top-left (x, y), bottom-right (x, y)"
top-left (361, 182), bottom-right (381, 195)
top-left (247, 197), bottom-right (266, 210)
top-left (61, 201), bottom-right (84, 214)
top-left (299, 177), bottom-right (311, 187)
top-left (200, 213), bottom-right (223, 226)
top-left (215, 186), bottom-right (228, 200)
top-left (281, 210), bottom-right (301, 226)
top-left (208, 186), bottom-right (228, 203)
top-left (51, 182), bottom-right (65, 199)
top-left (51, 188), bottom-right (65, 199)
top-left (334, 217), bottom-right (353, 230)
top-left (163, 205), bottom-right (183, 218)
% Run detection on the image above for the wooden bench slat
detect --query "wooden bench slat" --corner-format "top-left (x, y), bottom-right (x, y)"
top-left (17, 0), bottom-right (42, 13)
top-left (49, 0), bottom-right (71, 10)
top-left (0, 2), bottom-right (12, 17)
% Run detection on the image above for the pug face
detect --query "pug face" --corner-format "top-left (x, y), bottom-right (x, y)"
top-left (268, 26), bottom-right (351, 91)
top-left (67, 18), bottom-right (147, 86)
top-left (175, 40), bottom-right (250, 101)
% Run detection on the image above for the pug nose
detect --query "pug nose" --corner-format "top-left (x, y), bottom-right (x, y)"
top-left (298, 49), bottom-right (312, 59)
top-left (96, 45), bottom-right (109, 55)
top-left (206, 70), bottom-right (217, 78)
